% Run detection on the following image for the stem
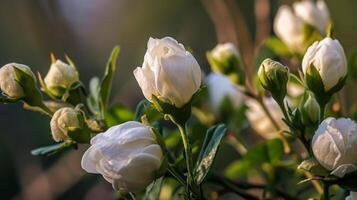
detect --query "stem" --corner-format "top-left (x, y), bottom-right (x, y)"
top-left (319, 102), bottom-right (326, 122)
top-left (176, 123), bottom-right (194, 185)
top-left (169, 116), bottom-right (199, 199)
top-left (168, 165), bottom-right (186, 186)
top-left (323, 182), bottom-right (330, 200)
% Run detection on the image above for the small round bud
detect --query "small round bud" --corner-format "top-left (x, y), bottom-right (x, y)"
top-left (258, 59), bottom-right (289, 101)
top-left (50, 107), bottom-right (83, 142)
top-left (0, 63), bottom-right (35, 99)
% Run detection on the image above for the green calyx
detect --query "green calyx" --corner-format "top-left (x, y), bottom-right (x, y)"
top-left (259, 58), bottom-right (289, 102)
top-left (151, 95), bottom-right (191, 125)
top-left (305, 64), bottom-right (347, 107)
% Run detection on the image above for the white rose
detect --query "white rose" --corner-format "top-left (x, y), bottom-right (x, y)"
top-left (44, 59), bottom-right (79, 97)
top-left (50, 107), bottom-right (81, 142)
top-left (274, 5), bottom-right (305, 53)
top-left (206, 73), bottom-right (243, 114)
top-left (346, 192), bottom-right (357, 200)
top-left (293, 0), bottom-right (330, 34)
top-left (302, 37), bottom-right (347, 91)
top-left (246, 97), bottom-right (288, 139)
top-left (81, 121), bottom-right (164, 192)
top-left (0, 63), bottom-right (35, 99)
top-left (134, 37), bottom-right (202, 108)
top-left (312, 117), bottom-right (357, 178)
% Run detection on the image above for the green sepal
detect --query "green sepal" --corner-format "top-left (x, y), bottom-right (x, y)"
top-left (298, 158), bottom-right (329, 176)
top-left (13, 66), bottom-right (44, 108)
top-left (151, 95), bottom-right (191, 125)
top-left (305, 64), bottom-right (347, 106)
top-left (66, 111), bottom-right (91, 143)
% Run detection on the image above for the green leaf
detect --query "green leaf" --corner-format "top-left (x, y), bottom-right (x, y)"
top-left (224, 139), bottom-right (284, 179)
top-left (143, 177), bottom-right (164, 200)
top-left (98, 46), bottom-right (120, 118)
top-left (194, 124), bottom-right (227, 184)
top-left (31, 142), bottom-right (75, 156)
top-left (264, 37), bottom-right (291, 57)
top-left (87, 77), bottom-right (101, 115)
top-left (105, 104), bottom-right (134, 127)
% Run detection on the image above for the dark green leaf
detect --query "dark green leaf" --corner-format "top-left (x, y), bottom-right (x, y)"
top-left (31, 142), bottom-right (74, 156)
top-left (195, 124), bottom-right (227, 184)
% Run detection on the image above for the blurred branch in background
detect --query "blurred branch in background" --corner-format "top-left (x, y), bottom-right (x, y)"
top-left (201, 0), bottom-right (271, 80)
top-left (15, 148), bottom-right (86, 200)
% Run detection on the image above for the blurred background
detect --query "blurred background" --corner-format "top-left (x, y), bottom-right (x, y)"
top-left (0, 0), bottom-right (356, 199)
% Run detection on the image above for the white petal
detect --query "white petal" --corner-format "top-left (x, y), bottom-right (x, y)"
top-left (81, 146), bottom-right (100, 174)
top-left (133, 66), bottom-right (158, 101)
top-left (331, 164), bottom-right (357, 178)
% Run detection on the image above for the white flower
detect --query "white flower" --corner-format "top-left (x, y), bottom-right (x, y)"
top-left (274, 5), bottom-right (305, 53)
top-left (81, 121), bottom-right (164, 192)
top-left (302, 37), bottom-right (347, 91)
top-left (134, 37), bottom-right (202, 108)
top-left (44, 59), bottom-right (79, 96)
top-left (210, 43), bottom-right (240, 62)
top-left (274, 1), bottom-right (330, 53)
top-left (50, 107), bottom-right (81, 142)
top-left (206, 73), bottom-right (243, 113)
top-left (346, 192), bottom-right (357, 200)
top-left (312, 117), bottom-right (357, 178)
top-left (293, 0), bottom-right (330, 34)
top-left (246, 97), bottom-right (288, 139)
top-left (0, 63), bottom-right (35, 99)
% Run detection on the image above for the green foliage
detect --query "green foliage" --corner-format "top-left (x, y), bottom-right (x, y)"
top-left (87, 46), bottom-right (120, 120)
top-left (225, 139), bottom-right (284, 179)
top-left (194, 124), bottom-right (227, 184)
top-left (31, 141), bottom-right (76, 156)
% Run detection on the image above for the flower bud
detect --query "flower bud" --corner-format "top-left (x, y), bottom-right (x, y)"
top-left (274, 1), bottom-right (330, 53)
top-left (258, 59), bottom-right (289, 102)
top-left (81, 121), bottom-right (165, 192)
top-left (312, 117), bottom-right (357, 177)
top-left (302, 37), bottom-right (347, 97)
top-left (50, 107), bottom-right (89, 143)
top-left (246, 97), bottom-right (288, 139)
top-left (207, 43), bottom-right (244, 85)
top-left (134, 37), bottom-right (202, 108)
top-left (0, 63), bottom-right (35, 100)
top-left (44, 59), bottom-right (79, 98)
top-left (274, 5), bottom-right (305, 53)
top-left (293, 0), bottom-right (330, 34)
top-left (299, 92), bottom-right (320, 125)
top-left (206, 73), bottom-right (243, 114)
